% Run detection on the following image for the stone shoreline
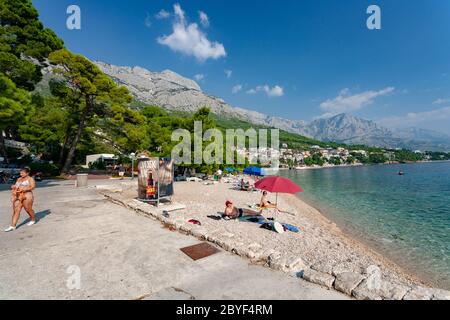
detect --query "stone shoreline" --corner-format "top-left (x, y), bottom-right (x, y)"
top-left (96, 180), bottom-right (450, 300)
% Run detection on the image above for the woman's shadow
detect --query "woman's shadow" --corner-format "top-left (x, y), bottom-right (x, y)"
top-left (16, 209), bottom-right (51, 229)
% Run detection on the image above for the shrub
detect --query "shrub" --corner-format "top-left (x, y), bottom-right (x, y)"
top-left (29, 162), bottom-right (60, 177)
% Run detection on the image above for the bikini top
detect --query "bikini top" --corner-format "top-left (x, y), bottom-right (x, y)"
top-left (15, 179), bottom-right (30, 187)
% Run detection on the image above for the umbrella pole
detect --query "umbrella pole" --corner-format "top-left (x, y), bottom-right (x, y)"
top-left (275, 193), bottom-right (278, 222)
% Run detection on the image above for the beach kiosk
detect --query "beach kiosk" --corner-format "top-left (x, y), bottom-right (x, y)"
top-left (137, 157), bottom-right (174, 207)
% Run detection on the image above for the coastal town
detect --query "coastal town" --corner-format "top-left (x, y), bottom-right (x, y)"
top-left (278, 144), bottom-right (441, 169)
top-left (2, 137), bottom-right (450, 177)
top-left (233, 143), bottom-right (448, 171)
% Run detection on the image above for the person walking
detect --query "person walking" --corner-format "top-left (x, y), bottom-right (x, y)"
top-left (4, 167), bottom-right (36, 232)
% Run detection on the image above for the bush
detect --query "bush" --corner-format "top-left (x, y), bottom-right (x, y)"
top-left (88, 160), bottom-right (106, 170)
top-left (29, 162), bottom-right (60, 177)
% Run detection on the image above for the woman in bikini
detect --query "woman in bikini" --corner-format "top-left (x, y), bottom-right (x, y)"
top-left (260, 191), bottom-right (277, 209)
top-left (259, 191), bottom-right (290, 214)
top-left (4, 167), bottom-right (36, 232)
top-left (223, 200), bottom-right (262, 219)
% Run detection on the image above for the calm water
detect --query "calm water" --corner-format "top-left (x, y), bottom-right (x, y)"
top-left (280, 162), bottom-right (450, 289)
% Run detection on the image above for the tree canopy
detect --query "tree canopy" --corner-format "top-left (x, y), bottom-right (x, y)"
top-left (0, 0), bottom-right (63, 90)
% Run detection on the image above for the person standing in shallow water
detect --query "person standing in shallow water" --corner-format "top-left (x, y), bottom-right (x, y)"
top-left (4, 167), bottom-right (36, 232)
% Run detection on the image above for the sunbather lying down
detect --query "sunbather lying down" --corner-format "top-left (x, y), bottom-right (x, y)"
top-left (224, 200), bottom-right (262, 219)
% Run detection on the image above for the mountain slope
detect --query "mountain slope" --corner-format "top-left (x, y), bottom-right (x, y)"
top-left (305, 114), bottom-right (393, 143)
top-left (95, 61), bottom-right (307, 131)
top-left (94, 61), bottom-right (450, 151)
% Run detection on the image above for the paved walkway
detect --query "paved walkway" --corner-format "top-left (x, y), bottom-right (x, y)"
top-left (0, 179), bottom-right (348, 300)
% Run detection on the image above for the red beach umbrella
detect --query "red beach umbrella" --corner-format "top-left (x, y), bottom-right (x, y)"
top-left (254, 176), bottom-right (303, 219)
top-left (254, 176), bottom-right (304, 194)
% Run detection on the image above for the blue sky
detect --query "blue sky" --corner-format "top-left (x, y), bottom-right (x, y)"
top-left (33, 0), bottom-right (450, 134)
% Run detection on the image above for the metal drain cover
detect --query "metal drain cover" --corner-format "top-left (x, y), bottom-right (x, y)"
top-left (180, 242), bottom-right (220, 261)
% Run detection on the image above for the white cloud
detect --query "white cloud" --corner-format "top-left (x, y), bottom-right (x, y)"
top-left (157, 4), bottom-right (226, 61)
top-left (246, 85), bottom-right (284, 98)
top-left (320, 87), bottom-right (395, 116)
top-left (433, 98), bottom-right (450, 105)
top-left (224, 69), bottom-right (232, 78)
top-left (173, 3), bottom-right (185, 20)
top-left (155, 9), bottom-right (170, 19)
top-left (144, 13), bottom-right (152, 28)
top-left (199, 11), bottom-right (209, 27)
top-left (194, 74), bottom-right (205, 81)
top-left (232, 84), bottom-right (242, 94)
top-left (379, 106), bottom-right (450, 128)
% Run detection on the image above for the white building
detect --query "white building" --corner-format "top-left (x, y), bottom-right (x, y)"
top-left (85, 154), bottom-right (117, 168)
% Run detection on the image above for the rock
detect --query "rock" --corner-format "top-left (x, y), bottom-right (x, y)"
top-left (267, 252), bottom-right (283, 269)
top-left (334, 272), bottom-right (365, 295)
top-left (302, 268), bottom-right (335, 289)
top-left (403, 286), bottom-right (433, 300)
top-left (231, 243), bottom-right (248, 257)
top-left (189, 227), bottom-right (207, 239)
top-left (249, 248), bottom-right (266, 262)
top-left (205, 230), bottom-right (222, 243)
top-left (173, 219), bottom-right (186, 230)
top-left (178, 223), bottom-right (193, 233)
top-left (364, 265), bottom-right (382, 291)
top-left (246, 243), bottom-right (264, 260)
top-left (352, 279), bottom-right (382, 300)
top-left (282, 257), bottom-right (307, 273)
top-left (267, 253), bottom-right (307, 273)
top-left (261, 249), bottom-right (277, 260)
top-left (332, 263), bottom-right (352, 276)
top-left (378, 282), bottom-right (410, 300)
top-left (431, 289), bottom-right (450, 300)
top-left (311, 261), bottom-right (333, 275)
top-left (366, 264), bottom-right (381, 275)
top-left (213, 232), bottom-right (235, 248)
top-left (218, 240), bottom-right (232, 252)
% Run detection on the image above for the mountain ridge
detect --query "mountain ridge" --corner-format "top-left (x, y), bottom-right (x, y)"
top-left (93, 61), bottom-right (450, 151)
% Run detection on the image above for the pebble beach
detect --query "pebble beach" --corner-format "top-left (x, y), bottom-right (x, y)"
top-left (99, 178), bottom-right (450, 300)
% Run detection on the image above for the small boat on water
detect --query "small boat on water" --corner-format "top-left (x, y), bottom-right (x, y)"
top-left (398, 170), bottom-right (404, 176)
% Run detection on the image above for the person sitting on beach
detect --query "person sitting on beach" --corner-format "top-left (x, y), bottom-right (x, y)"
top-left (239, 179), bottom-right (246, 190)
top-left (260, 191), bottom-right (277, 209)
top-left (259, 191), bottom-right (291, 214)
top-left (224, 200), bottom-right (262, 219)
top-left (239, 178), bottom-right (254, 192)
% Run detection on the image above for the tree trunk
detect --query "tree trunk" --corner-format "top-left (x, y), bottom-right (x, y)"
top-left (61, 97), bottom-right (92, 173)
top-left (59, 127), bottom-right (72, 166)
top-left (0, 131), bottom-right (9, 164)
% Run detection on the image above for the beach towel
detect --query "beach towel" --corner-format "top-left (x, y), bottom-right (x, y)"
top-left (238, 215), bottom-right (267, 224)
top-left (239, 216), bottom-right (300, 233)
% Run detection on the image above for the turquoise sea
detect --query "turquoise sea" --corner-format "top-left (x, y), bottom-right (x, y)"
top-left (280, 162), bottom-right (450, 289)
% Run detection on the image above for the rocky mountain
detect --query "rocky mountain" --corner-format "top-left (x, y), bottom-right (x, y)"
top-left (95, 61), bottom-right (303, 130)
top-left (393, 127), bottom-right (450, 143)
top-left (303, 114), bottom-right (395, 146)
top-left (392, 127), bottom-right (450, 152)
top-left (94, 61), bottom-right (450, 151)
